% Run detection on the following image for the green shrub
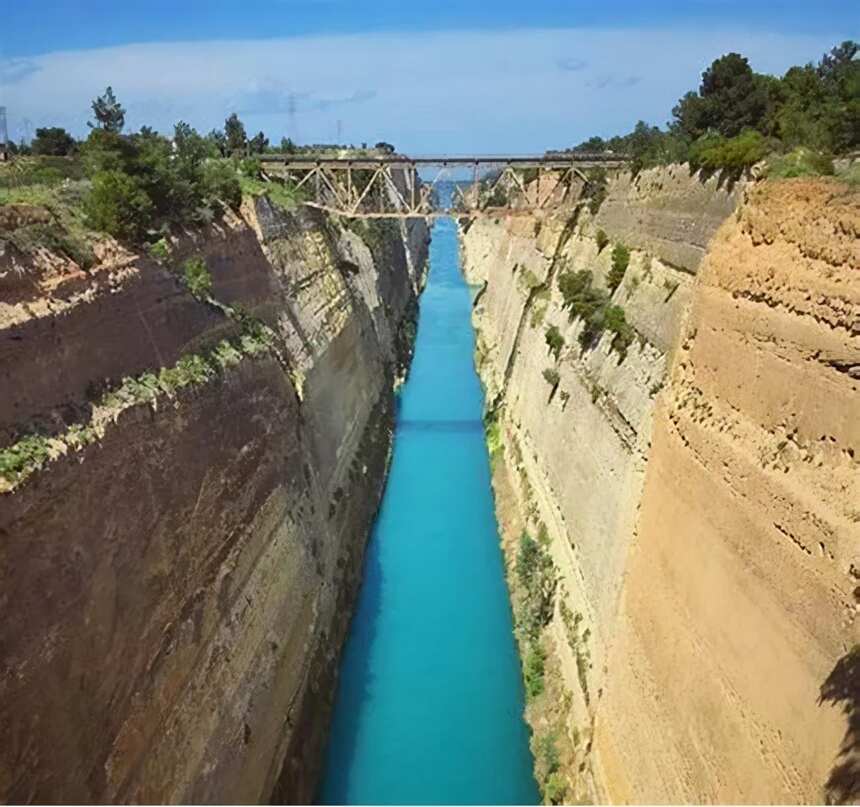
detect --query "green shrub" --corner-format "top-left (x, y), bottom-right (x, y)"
top-left (542, 367), bottom-right (560, 387)
top-left (520, 268), bottom-right (542, 291)
top-left (545, 325), bottom-right (564, 359)
top-left (689, 129), bottom-right (772, 173)
top-left (148, 238), bottom-right (170, 261)
top-left (765, 147), bottom-right (835, 178)
top-left (608, 243), bottom-right (630, 292)
top-left (32, 127), bottom-right (77, 156)
top-left (239, 156), bottom-right (262, 178)
top-left (558, 269), bottom-right (607, 322)
top-left (517, 533), bottom-right (542, 589)
top-left (537, 731), bottom-right (561, 775)
top-left (484, 411), bottom-right (503, 465)
top-left (516, 532), bottom-right (557, 640)
top-left (523, 641), bottom-right (546, 699)
top-left (604, 304), bottom-right (635, 361)
top-left (544, 773), bottom-right (567, 805)
top-left (558, 268), bottom-right (636, 360)
top-left (595, 228), bottom-right (609, 252)
top-left (182, 256), bottom-right (212, 299)
top-left (0, 434), bottom-right (53, 484)
top-left (203, 160), bottom-right (243, 208)
top-left (838, 162), bottom-right (860, 187)
top-left (79, 115), bottom-right (246, 241)
top-left (83, 169), bottom-right (154, 241)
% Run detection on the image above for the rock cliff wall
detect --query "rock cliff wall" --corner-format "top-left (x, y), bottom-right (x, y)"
top-left (0, 199), bottom-right (428, 803)
top-left (461, 167), bottom-right (858, 803)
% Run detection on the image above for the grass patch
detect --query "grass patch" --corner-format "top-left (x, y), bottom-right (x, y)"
top-left (0, 180), bottom-right (98, 268)
top-left (765, 146), bottom-right (835, 179)
top-left (239, 175), bottom-right (303, 212)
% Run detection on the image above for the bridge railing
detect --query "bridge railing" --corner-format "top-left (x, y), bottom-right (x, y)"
top-left (259, 153), bottom-right (629, 218)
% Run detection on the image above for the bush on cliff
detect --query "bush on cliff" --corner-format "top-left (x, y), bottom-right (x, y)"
top-left (765, 147), bottom-right (836, 179)
top-left (182, 256), bottom-right (213, 300)
top-left (516, 532), bottom-right (557, 640)
top-left (523, 641), bottom-right (547, 699)
top-left (558, 269), bottom-right (637, 361)
top-left (604, 304), bottom-right (635, 361)
top-left (83, 169), bottom-right (154, 242)
top-left (80, 90), bottom-right (245, 242)
top-left (542, 367), bottom-right (560, 388)
top-left (545, 325), bottom-right (564, 359)
top-left (688, 129), bottom-right (773, 174)
top-left (608, 243), bottom-right (630, 292)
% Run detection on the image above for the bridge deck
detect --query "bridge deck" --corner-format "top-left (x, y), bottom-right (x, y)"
top-left (261, 153), bottom-right (627, 169)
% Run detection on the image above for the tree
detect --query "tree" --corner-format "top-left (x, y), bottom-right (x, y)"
top-left (818, 40), bottom-right (859, 83)
top-left (83, 170), bottom-right (153, 241)
top-left (672, 54), bottom-right (768, 139)
top-left (574, 135), bottom-right (606, 153)
top-left (89, 86), bottom-right (125, 133)
top-left (31, 127), bottom-right (76, 156)
top-left (224, 113), bottom-right (247, 154)
top-left (374, 141), bottom-right (395, 154)
top-left (279, 136), bottom-right (297, 154)
top-left (207, 128), bottom-right (227, 157)
top-left (248, 131), bottom-right (269, 154)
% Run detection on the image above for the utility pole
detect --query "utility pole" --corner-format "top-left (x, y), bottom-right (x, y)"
top-left (288, 93), bottom-right (298, 143)
top-left (0, 106), bottom-right (8, 160)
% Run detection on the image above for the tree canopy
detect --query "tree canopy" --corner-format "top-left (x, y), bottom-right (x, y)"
top-left (570, 41), bottom-right (858, 174)
top-left (224, 113), bottom-right (247, 154)
top-left (89, 86), bottom-right (126, 133)
top-left (31, 127), bottom-right (76, 156)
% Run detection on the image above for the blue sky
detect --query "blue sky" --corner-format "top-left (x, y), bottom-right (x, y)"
top-left (1, 1), bottom-right (856, 152)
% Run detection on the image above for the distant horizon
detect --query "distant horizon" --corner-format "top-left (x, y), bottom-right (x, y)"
top-left (2, 2), bottom-right (855, 153)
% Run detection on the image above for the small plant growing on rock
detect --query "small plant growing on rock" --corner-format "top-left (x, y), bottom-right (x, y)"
top-left (544, 772), bottom-right (567, 805)
top-left (523, 641), bottom-right (547, 698)
top-left (604, 304), bottom-right (635, 361)
top-left (183, 256), bottom-right (212, 299)
top-left (595, 228), bottom-right (609, 252)
top-left (147, 237), bottom-right (170, 261)
top-left (544, 325), bottom-right (564, 359)
top-left (608, 243), bottom-right (630, 292)
top-left (542, 367), bottom-right (560, 388)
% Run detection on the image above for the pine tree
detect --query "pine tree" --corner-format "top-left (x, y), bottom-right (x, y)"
top-left (89, 86), bottom-right (125, 133)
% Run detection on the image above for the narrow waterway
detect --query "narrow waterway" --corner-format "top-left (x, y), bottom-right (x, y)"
top-left (318, 217), bottom-right (538, 805)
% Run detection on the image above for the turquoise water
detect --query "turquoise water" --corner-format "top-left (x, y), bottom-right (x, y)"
top-left (318, 217), bottom-right (538, 805)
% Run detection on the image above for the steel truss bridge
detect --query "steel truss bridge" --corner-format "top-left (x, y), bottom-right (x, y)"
top-left (260, 154), bottom-right (628, 219)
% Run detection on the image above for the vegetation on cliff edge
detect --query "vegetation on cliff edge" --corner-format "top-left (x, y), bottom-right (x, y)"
top-left (564, 41), bottom-right (858, 177)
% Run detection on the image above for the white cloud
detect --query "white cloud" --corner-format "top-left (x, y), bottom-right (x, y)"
top-left (0, 27), bottom-right (838, 151)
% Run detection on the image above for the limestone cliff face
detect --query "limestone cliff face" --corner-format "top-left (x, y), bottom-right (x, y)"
top-left (461, 168), bottom-right (858, 803)
top-left (0, 200), bottom-right (428, 803)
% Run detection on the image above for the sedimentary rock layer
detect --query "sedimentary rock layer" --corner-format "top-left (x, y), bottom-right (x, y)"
top-left (0, 200), bottom-right (428, 803)
top-left (462, 168), bottom-right (858, 803)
